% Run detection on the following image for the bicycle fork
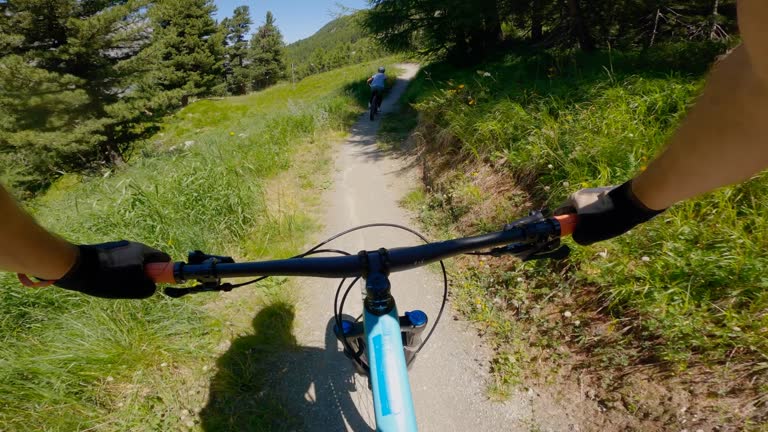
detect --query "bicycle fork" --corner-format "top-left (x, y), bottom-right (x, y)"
top-left (334, 310), bottom-right (429, 373)
top-left (335, 305), bottom-right (425, 431)
top-left (333, 253), bottom-right (426, 430)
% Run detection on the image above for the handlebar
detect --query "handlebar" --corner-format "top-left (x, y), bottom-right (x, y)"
top-left (145, 213), bottom-right (578, 286)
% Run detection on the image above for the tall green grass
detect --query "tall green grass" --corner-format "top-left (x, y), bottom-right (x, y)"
top-left (401, 43), bottom-right (768, 395)
top-left (0, 59), bottom-right (394, 431)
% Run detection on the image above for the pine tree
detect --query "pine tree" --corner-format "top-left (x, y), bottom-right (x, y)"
top-left (249, 11), bottom-right (286, 90)
top-left (0, 0), bottom-right (153, 193)
top-left (364, 0), bottom-right (736, 57)
top-left (221, 6), bottom-right (253, 95)
top-left (364, 0), bottom-right (503, 64)
top-left (147, 0), bottom-right (225, 104)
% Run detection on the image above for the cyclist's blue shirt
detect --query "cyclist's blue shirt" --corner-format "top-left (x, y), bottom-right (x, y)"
top-left (370, 73), bottom-right (386, 89)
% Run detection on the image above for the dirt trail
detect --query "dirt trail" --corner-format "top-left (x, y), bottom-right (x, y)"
top-left (276, 64), bottom-right (578, 431)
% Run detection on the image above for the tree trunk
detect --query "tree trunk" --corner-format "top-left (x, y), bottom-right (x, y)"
top-left (531, 0), bottom-right (543, 42)
top-left (567, 0), bottom-right (594, 51)
top-left (449, 31), bottom-right (472, 65)
top-left (650, 8), bottom-right (661, 47)
top-left (710, 0), bottom-right (720, 40)
top-left (478, 0), bottom-right (502, 53)
top-left (101, 135), bottom-right (125, 167)
top-left (486, 12), bottom-right (503, 48)
top-left (107, 146), bottom-right (124, 166)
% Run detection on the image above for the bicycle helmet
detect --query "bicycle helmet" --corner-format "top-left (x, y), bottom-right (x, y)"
top-left (378, 66), bottom-right (385, 73)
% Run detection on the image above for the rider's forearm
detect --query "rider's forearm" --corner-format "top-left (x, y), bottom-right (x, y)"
top-left (633, 45), bottom-right (768, 209)
top-left (633, 2), bottom-right (768, 210)
top-left (0, 185), bottom-right (78, 279)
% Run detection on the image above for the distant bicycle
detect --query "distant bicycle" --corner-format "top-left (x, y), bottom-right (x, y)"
top-left (367, 66), bottom-right (387, 121)
top-left (370, 85), bottom-right (383, 121)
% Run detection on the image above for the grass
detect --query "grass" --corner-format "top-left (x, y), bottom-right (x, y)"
top-left (0, 58), bottom-right (398, 431)
top-left (392, 42), bottom-right (768, 426)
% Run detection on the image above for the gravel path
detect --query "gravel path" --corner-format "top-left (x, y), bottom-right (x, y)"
top-left (278, 64), bottom-right (548, 431)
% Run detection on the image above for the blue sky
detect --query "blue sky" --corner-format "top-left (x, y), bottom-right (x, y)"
top-left (213, 0), bottom-right (369, 44)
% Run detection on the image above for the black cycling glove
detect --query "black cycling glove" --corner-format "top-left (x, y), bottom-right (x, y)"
top-left (54, 240), bottom-right (171, 299)
top-left (556, 180), bottom-right (665, 246)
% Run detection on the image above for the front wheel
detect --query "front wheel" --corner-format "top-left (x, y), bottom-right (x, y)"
top-left (369, 94), bottom-right (377, 121)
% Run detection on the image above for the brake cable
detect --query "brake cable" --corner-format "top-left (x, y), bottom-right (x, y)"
top-left (166, 222), bottom-right (450, 371)
top-left (169, 217), bottom-right (572, 370)
top-left (317, 223), bottom-right (448, 371)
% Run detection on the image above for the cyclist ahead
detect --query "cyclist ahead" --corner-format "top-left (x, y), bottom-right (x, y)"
top-left (2, 1), bottom-right (768, 299)
top-left (367, 66), bottom-right (387, 112)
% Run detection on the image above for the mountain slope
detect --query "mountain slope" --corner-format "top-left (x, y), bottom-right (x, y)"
top-left (285, 12), bottom-right (387, 79)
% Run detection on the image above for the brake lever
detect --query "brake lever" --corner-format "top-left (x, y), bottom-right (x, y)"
top-left (162, 250), bottom-right (237, 298)
top-left (164, 282), bottom-right (235, 298)
top-left (521, 243), bottom-right (570, 261)
top-left (487, 209), bottom-right (571, 261)
top-left (488, 239), bottom-right (570, 261)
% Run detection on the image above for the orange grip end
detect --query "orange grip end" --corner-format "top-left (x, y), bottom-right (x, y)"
top-left (18, 274), bottom-right (54, 288)
top-left (145, 262), bottom-right (177, 284)
top-left (554, 214), bottom-right (578, 237)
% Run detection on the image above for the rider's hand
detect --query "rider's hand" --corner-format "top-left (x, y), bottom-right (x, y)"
top-left (54, 240), bottom-right (171, 299)
top-left (555, 180), bottom-right (665, 245)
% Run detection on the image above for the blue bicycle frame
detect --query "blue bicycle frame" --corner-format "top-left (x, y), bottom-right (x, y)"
top-left (338, 260), bottom-right (423, 431)
top-left (364, 302), bottom-right (418, 431)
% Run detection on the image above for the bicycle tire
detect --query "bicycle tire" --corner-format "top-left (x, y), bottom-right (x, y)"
top-left (370, 93), bottom-right (377, 121)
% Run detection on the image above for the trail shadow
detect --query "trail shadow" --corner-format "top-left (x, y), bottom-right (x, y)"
top-left (200, 302), bottom-right (373, 432)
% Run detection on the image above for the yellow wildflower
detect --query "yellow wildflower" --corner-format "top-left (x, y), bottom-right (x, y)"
top-left (458, 84), bottom-right (465, 89)
top-left (229, 132), bottom-right (235, 136)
